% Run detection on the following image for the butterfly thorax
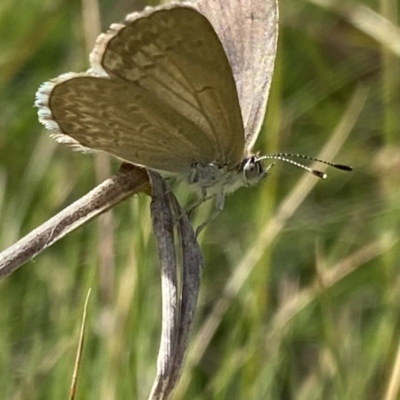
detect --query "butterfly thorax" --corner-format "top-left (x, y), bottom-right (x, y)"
top-left (186, 156), bottom-right (269, 210)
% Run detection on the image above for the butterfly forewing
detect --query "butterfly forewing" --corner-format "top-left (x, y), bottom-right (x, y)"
top-left (194, 0), bottom-right (279, 149)
top-left (37, 5), bottom-right (246, 173)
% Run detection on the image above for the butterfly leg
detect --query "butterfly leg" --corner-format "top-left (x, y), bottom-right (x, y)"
top-left (195, 190), bottom-right (226, 237)
top-left (187, 188), bottom-right (216, 219)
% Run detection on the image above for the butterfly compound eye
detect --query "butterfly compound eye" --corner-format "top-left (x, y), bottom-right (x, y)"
top-left (243, 157), bottom-right (265, 183)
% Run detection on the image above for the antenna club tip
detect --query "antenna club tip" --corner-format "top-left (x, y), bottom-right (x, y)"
top-left (312, 170), bottom-right (327, 179)
top-left (334, 164), bottom-right (353, 171)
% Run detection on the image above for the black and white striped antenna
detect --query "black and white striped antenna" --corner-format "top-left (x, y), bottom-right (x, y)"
top-left (256, 153), bottom-right (352, 179)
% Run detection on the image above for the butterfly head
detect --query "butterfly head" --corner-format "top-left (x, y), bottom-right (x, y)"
top-left (240, 155), bottom-right (271, 187)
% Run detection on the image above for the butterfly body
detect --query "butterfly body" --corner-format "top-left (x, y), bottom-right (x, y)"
top-left (184, 156), bottom-right (266, 207)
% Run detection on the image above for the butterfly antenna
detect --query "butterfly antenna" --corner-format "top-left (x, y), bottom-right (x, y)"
top-left (257, 153), bottom-right (352, 179)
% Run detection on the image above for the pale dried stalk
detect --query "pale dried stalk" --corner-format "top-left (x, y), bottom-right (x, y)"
top-left (0, 166), bottom-right (204, 400)
top-left (148, 171), bottom-right (203, 400)
top-left (0, 165), bottom-right (149, 277)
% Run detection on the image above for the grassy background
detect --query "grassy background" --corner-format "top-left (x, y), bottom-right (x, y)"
top-left (1, 0), bottom-right (400, 399)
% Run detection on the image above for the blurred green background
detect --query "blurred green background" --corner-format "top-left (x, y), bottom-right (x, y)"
top-left (1, 0), bottom-right (399, 399)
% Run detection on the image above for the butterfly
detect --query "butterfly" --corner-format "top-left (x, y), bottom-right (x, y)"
top-left (35, 0), bottom-right (349, 221)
